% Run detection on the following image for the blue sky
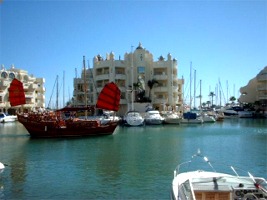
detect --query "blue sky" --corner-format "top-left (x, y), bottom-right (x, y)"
top-left (1, 0), bottom-right (266, 108)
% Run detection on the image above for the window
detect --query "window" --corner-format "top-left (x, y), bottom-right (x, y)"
top-left (1, 72), bottom-right (7, 78)
top-left (137, 66), bottom-right (145, 74)
top-left (9, 73), bottom-right (15, 79)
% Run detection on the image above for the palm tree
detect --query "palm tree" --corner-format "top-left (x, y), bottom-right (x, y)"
top-left (206, 101), bottom-right (211, 108)
top-left (209, 92), bottom-right (216, 107)
top-left (147, 79), bottom-right (158, 100)
top-left (229, 96), bottom-right (236, 105)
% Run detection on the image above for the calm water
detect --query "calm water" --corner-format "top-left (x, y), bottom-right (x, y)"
top-left (0, 118), bottom-right (266, 199)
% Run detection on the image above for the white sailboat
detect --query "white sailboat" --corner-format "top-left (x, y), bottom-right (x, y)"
top-left (180, 63), bottom-right (203, 124)
top-left (123, 46), bottom-right (144, 126)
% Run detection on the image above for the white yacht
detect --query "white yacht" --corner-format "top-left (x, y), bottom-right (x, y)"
top-left (171, 150), bottom-right (267, 200)
top-left (161, 111), bottom-right (181, 124)
top-left (0, 112), bottom-right (17, 123)
top-left (144, 110), bottom-right (164, 125)
top-left (201, 113), bottom-right (216, 123)
top-left (123, 111), bottom-right (144, 126)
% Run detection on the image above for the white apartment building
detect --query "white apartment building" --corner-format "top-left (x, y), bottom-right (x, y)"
top-left (239, 66), bottom-right (267, 105)
top-left (72, 43), bottom-right (184, 115)
top-left (0, 65), bottom-right (45, 114)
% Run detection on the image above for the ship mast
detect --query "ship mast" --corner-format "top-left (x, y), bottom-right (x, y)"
top-left (83, 56), bottom-right (87, 119)
top-left (131, 46), bottom-right (134, 111)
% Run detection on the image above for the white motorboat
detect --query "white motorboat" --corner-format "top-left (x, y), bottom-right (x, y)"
top-left (171, 150), bottom-right (267, 200)
top-left (0, 162), bottom-right (5, 174)
top-left (99, 111), bottom-right (121, 125)
top-left (161, 111), bottom-right (181, 124)
top-left (201, 113), bottom-right (216, 123)
top-left (0, 112), bottom-right (17, 123)
top-left (144, 110), bottom-right (164, 125)
top-left (123, 111), bottom-right (144, 126)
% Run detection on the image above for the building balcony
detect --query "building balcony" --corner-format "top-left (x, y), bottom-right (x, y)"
top-left (29, 83), bottom-right (38, 90)
top-left (26, 99), bottom-right (35, 104)
top-left (36, 86), bottom-right (45, 92)
top-left (153, 98), bottom-right (167, 104)
top-left (0, 80), bottom-right (9, 88)
top-left (115, 74), bottom-right (126, 79)
top-left (36, 94), bottom-right (45, 100)
top-left (95, 74), bottom-right (110, 81)
top-left (257, 75), bottom-right (267, 81)
top-left (36, 102), bottom-right (45, 107)
top-left (257, 85), bottom-right (267, 91)
top-left (153, 74), bottom-right (168, 80)
top-left (25, 93), bottom-right (34, 98)
top-left (154, 86), bottom-right (168, 92)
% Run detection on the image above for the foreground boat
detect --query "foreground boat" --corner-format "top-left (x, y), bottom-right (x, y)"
top-left (13, 80), bottom-right (121, 138)
top-left (171, 150), bottom-right (267, 200)
top-left (0, 162), bottom-right (4, 174)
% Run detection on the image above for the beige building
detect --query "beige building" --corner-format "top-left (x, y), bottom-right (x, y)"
top-left (239, 66), bottom-right (267, 105)
top-left (0, 65), bottom-right (45, 114)
top-left (73, 43), bottom-right (184, 115)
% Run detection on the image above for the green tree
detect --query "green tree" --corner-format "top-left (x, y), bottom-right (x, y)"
top-left (229, 96), bottom-right (236, 104)
top-left (209, 92), bottom-right (216, 107)
top-left (206, 101), bottom-right (211, 108)
top-left (147, 79), bottom-right (158, 100)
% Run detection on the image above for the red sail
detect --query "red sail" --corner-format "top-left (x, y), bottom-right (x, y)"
top-left (96, 82), bottom-right (121, 111)
top-left (8, 78), bottom-right (26, 106)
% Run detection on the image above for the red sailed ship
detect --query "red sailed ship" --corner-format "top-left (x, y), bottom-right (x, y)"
top-left (11, 79), bottom-right (121, 138)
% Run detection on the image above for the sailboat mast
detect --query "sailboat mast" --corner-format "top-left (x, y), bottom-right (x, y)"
top-left (56, 75), bottom-right (59, 110)
top-left (200, 79), bottom-right (202, 109)
top-left (131, 46), bottom-right (134, 111)
top-left (63, 70), bottom-right (65, 107)
top-left (83, 56), bottom-right (88, 118)
top-left (194, 69), bottom-right (196, 109)
top-left (189, 62), bottom-right (192, 110)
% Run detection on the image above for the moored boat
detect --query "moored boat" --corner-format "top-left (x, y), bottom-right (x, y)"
top-left (171, 150), bottom-right (267, 200)
top-left (0, 112), bottom-right (17, 123)
top-left (14, 80), bottom-right (121, 138)
top-left (161, 111), bottom-right (181, 124)
top-left (180, 112), bottom-right (203, 124)
top-left (123, 110), bottom-right (144, 126)
top-left (0, 162), bottom-right (4, 174)
top-left (144, 110), bottom-right (164, 125)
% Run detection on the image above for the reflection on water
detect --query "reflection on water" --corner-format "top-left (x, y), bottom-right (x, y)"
top-left (0, 119), bottom-right (266, 199)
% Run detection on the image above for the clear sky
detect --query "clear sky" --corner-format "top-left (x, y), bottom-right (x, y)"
top-left (1, 0), bottom-right (266, 108)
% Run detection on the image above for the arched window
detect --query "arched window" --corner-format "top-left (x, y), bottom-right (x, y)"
top-left (1, 71), bottom-right (8, 78)
top-left (9, 73), bottom-right (15, 79)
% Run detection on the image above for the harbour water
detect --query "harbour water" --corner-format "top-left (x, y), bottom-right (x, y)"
top-left (0, 118), bottom-right (266, 199)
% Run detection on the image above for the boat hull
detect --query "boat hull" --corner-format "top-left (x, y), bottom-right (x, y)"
top-left (17, 114), bottom-right (118, 138)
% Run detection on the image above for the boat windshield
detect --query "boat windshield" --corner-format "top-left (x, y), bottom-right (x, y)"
top-left (178, 180), bottom-right (195, 200)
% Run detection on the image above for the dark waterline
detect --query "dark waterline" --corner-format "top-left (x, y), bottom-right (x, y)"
top-left (0, 118), bottom-right (266, 199)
